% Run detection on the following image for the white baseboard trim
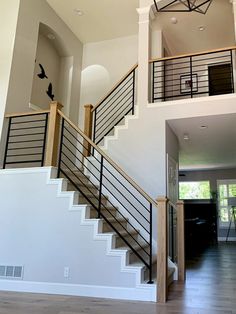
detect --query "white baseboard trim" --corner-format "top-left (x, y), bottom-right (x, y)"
top-left (0, 280), bottom-right (156, 302)
top-left (218, 237), bottom-right (236, 242)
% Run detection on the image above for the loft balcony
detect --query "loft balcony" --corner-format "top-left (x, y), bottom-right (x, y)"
top-left (150, 46), bottom-right (236, 103)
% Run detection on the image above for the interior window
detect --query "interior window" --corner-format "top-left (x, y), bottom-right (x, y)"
top-left (179, 181), bottom-right (211, 200)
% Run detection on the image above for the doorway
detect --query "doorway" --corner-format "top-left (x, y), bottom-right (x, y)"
top-left (208, 63), bottom-right (233, 96)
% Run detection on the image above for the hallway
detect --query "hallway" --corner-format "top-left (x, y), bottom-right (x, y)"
top-left (0, 243), bottom-right (235, 314)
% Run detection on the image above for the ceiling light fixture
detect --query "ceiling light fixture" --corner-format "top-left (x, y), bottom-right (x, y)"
top-left (183, 133), bottom-right (189, 140)
top-left (198, 26), bottom-right (205, 31)
top-left (170, 17), bottom-right (178, 24)
top-left (153, 0), bottom-right (213, 14)
top-left (74, 9), bottom-right (84, 16)
top-left (47, 33), bottom-right (56, 40)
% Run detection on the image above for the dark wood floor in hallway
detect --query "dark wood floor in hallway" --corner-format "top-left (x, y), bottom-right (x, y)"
top-left (0, 242), bottom-right (235, 314)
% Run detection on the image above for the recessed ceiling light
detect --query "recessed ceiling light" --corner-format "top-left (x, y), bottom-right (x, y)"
top-left (170, 17), bottom-right (178, 24)
top-left (74, 8), bottom-right (84, 16)
top-left (47, 33), bottom-right (55, 40)
top-left (198, 26), bottom-right (205, 31)
top-left (183, 133), bottom-right (189, 140)
top-left (200, 125), bottom-right (208, 129)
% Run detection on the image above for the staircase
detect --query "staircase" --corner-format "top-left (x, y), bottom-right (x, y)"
top-left (1, 101), bottom-right (184, 303)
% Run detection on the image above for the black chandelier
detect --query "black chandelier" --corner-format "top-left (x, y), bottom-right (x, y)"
top-left (153, 0), bottom-right (213, 14)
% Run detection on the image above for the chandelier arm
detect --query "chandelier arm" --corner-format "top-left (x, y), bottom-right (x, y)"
top-left (153, 0), bottom-right (213, 14)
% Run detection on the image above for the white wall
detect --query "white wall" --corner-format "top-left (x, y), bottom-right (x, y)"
top-left (4, 0), bottom-right (83, 124)
top-left (0, 0), bottom-right (20, 140)
top-left (31, 33), bottom-right (61, 109)
top-left (0, 167), bottom-right (156, 301)
top-left (103, 94), bottom-right (236, 199)
top-left (79, 35), bottom-right (138, 129)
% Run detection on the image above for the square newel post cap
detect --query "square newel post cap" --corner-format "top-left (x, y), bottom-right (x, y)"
top-left (156, 196), bottom-right (168, 203)
top-left (84, 104), bottom-right (94, 110)
top-left (50, 101), bottom-right (63, 111)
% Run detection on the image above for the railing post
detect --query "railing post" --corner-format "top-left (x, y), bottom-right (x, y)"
top-left (98, 155), bottom-right (104, 219)
top-left (177, 200), bottom-right (185, 282)
top-left (157, 196), bottom-right (168, 303)
top-left (44, 101), bottom-right (63, 167)
top-left (83, 104), bottom-right (93, 157)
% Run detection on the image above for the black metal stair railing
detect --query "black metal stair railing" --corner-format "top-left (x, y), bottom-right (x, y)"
top-left (151, 47), bottom-right (235, 102)
top-left (92, 65), bottom-right (137, 146)
top-left (3, 112), bottom-right (49, 169)
top-left (168, 202), bottom-right (177, 263)
top-left (57, 111), bottom-right (156, 283)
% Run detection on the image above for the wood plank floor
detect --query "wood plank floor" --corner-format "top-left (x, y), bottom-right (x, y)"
top-left (0, 242), bottom-right (235, 314)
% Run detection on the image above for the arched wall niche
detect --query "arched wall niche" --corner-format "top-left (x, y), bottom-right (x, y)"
top-left (30, 23), bottom-right (74, 114)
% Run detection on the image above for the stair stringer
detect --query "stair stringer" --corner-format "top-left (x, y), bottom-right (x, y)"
top-left (0, 167), bottom-right (156, 301)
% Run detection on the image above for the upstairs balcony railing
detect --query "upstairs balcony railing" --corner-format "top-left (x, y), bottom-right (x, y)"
top-left (150, 46), bottom-right (236, 102)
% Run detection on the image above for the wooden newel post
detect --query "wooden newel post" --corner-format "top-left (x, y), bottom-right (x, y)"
top-left (157, 196), bottom-right (168, 303)
top-left (83, 104), bottom-right (93, 157)
top-left (177, 200), bottom-right (185, 282)
top-left (45, 101), bottom-right (63, 167)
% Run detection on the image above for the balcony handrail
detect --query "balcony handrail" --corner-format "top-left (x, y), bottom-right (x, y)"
top-left (92, 63), bottom-right (138, 113)
top-left (149, 45), bottom-right (236, 63)
top-left (5, 109), bottom-right (50, 118)
top-left (58, 109), bottom-right (157, 208)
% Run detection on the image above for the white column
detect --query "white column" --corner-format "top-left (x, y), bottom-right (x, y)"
top-left (231, 0), bottom-right (236, 92)
top-left (136, 5), bottom-right (154, 109)
top-left (232, 0), bottom-right (236, 42)
top-left (0, 0), bottom-right (20, 146)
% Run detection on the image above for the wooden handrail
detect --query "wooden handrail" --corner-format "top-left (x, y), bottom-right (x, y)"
top-left (5, 109), bottom-right (50, 118)
top-left (149, 45), bottom-right (236, 63)
top-left (91, 63), bottom-right (138, 113)
top-left (57, 109), bottom-right (157, 207)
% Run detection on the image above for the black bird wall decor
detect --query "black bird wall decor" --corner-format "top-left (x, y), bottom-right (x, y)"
top-left (38, 63), bottom-right (48, 79)
top-left (46, 83), bottom-right (54, 101)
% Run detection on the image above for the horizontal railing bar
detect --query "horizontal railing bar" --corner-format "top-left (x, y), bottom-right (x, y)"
top-left (5, 110), bottom-right (50, 118)
top-left (10, 125), bottom-right (46, 131)
top-left (149, 46), bottom-right (236, 63)
top-left (92, 64), bottom-right (138, 113)
top-left (5, 160), bottom-right (42, 164)
top-left (9, 133), bottom-right (44, 138)
top-left (6, 153), bottom-right (42, 157)
top-left (153, 54), bottom-right (231, 68)
top-left (58, 110), bottom-right (157, 207)
top-left (96, 77), bottom-right (133, 115)
top-left (10, 119), bottom-right (47, 125)
top-left (7, 145), bottom-right (43, 151)
top-left (8, 139), bottom-right (44, 144)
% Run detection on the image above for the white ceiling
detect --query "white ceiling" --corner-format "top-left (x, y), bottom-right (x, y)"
top-left (46, 0), bottom-right (139, 43)
top-left (168, 113), bottom-right (236, 171)
top-left (46, 0), bottom-right (235, 54)
top-left (154, 0), bottom-right (235, 55)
